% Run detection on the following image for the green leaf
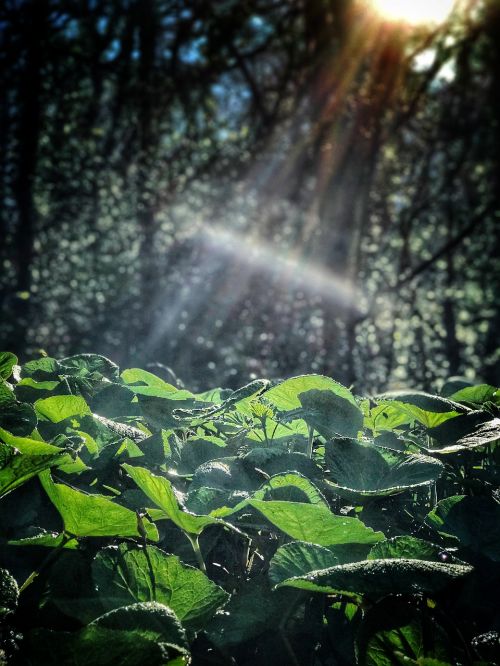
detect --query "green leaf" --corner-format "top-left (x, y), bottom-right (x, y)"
top-left (15, 377), bottom-right (60, 403)
top-left (24, 627), bottom-right (188, 666)
top-left (0, 427), bottom-right (74, 458)
top-left (177, 436), bottom-right (227, 474)
top-left (121, 368), bottom-right (177, 392)
top-left (441, 377), bottom-right (472, 397)
top-left (364, 403), bottom-right (414, 433)
top-left (93, 543), bottom-right (229, 630)
top-left (356, 597), bottom-right (457, 665)
top-left (39, 471), bottom-right (158, 540)
top-left (274, 558), bottom-right (472, 599)
top-left (21, 357), bottom-right (61, 380)
top-left (189, 457), bottom-right (260, 493)
top-left (0, 352), bottom-right (17, 380)
top-left (122, 463), bottom-right (219, 536)
top-left (25, 603), bottom-right (189, 666)
top-left (209, 471), bottom-right (328, 518)
top-left (251, 450), bottom-right (320, 480)
top-left (427, 417), bottom-right (500, 454)
top-left (0, 439), bottom-right (70, 499)
top-left (449, 384), bottom-right (498, 405)
top-left (9, 530), bottom-right (78, 549)
top-left (206, 576), bottom-right (295, 649)
top-left (426, 495), bottom-right (500, 561)
top-left (35, 395), bottom-right (91, 422)
top-left (254, 472), bottom-right (329, 506)
top-left (0, 379), bottom-right (15, 406)
top-left (269, 541), bottom-right (340, 586)
top-left (264, 374), bottom-right (358, 411)
top-left (379, 391), bottom-right (466, 414)
top-left (285, 389), bottom-right (363, 439)
top-left (60, 354), bottom-right (120, 381)
top-left (248, 499), bottom-right (384, 546)
top-left (376, 392), bottom-right (465, 428)
top-left (368, 536), bottom-right (462, 563)
top-left (0, 400), bottom-right (37, 436)
top-left (426, 411), bottom-right (491, 446)
top-left (90, 383), bottom-right (135, 418)
top-left (91, 602), bottom-right (188, 648)
top-left (452, 417), bottom-right (500, 451)
top-left (324, 439), bottom-right (443, 500)
top-left (136, 389), bottom-right (208, 429)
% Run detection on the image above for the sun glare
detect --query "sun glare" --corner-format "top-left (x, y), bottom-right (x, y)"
top-left (369, 0), bottom-right (455, 25)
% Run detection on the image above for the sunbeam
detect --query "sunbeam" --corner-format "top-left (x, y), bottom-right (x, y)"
top-left (200, 225), bottom-right (363, 313)
top-left (369, 0), bottom-right (456, 25)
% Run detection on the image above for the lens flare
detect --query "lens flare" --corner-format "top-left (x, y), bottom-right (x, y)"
top-left (369, 0), bottom-right (455, 25)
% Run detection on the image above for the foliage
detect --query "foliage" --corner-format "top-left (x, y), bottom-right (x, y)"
top-left (0, 352), bottom-right (499, 665)
top-left (0, 1), bottom-right (499, 392)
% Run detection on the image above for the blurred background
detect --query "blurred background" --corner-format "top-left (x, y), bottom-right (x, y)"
top-left (0, 0), bottom-right (499, 392)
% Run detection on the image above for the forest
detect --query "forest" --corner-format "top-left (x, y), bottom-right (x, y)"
top-left (1, 1), bottom-right (500, 665)
top-left (1, 0), bottom-right (498, 391)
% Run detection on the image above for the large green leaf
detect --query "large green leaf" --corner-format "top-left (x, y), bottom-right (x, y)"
top-left (264, 375), bottom-right (357, 411)
top-left (0, 379), bottom-right (15, 406)
top-left (23, 626), bottom-right (188, 666)
top-left (0, 352), bottom-right (17, 380)
top-left (269, 541), bottom-right (340, 586)
top-left (426, 416), bottom-right (500, 454)
top-left (248, 499), bottom-right (384, 546)
top-left (122, 464), bottom-right (219, 536)
top-left (356, 597), bottom-right (457, 666)
top-left (39, 471), bottom-right (158, 540)
top-left (375, 391), bottom-right (466, 428)
top-left (135, 388), bottom-right (209, 429)
top-left (21, 356), bottom-right (61, 380)
top-left (426, 411), bottom-right (492, 447)
top-left (206, 576), bottom-right (295, 649)
top-left (189, 458), bottom-right (261, 493)
top-left (35, 395), bottom-right (91, 422)
top-left (0, 400), bottom-right (37, 436)
top-left (449, 384), bottom-right (498, 405)
top-left (0, 435), bottom-right (70, 499)
top-left (426, 495), bottom-right (500, 561)
top-left (324, 438), bottom-right (443, 500)
top-left (368, 536), bottom-right (462, 563)
top-left (177, 436), bottom-right (228, 474)
top-left (209, 471), bottom-right (329, 518)
top-left (60, 354), bottom-right (120, 381)
top-left (0, 427), bottom-right (71, 457)
top-left (25, 603), bottom-right (189, 666)
top-left (9, 530), bottom-right (78, 549)
top-left (364, 402), bottom-right (414, 434)
top-left (274, 558), bottom-right (472, 599)
top-left (15, 377), bottom-right (60, 403)
top-left (121, 367), bottom-right (177, 392)
top-left (93, 543), bottom-right (229, 630)
top-left (289, 389), bottom-right (364, 439)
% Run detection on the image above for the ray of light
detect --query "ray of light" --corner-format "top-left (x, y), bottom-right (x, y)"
top-left (369, 0), bottom-right (455, 25)
top-left (200, 225), bottom-right (363, 313)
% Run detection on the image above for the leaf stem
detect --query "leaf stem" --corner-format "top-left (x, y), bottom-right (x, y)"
top-left (307, 425), bottom-right (314, 459)
top-left (185, 532), bottom-right (207, 573)
top-left (19, 534), bottom-right (71, 594)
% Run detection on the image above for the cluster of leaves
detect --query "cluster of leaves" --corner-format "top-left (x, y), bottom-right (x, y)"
top-left (0, 351), bottom-right (499, 665)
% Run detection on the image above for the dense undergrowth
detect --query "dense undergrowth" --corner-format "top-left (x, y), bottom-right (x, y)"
top-left (0, 351), bottom-right (499, 665)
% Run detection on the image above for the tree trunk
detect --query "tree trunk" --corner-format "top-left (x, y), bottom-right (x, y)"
top-left (8, 0), bottom-right (47, 357)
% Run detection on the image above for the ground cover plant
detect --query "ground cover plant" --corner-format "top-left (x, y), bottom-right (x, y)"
top-left (0, 351), bottom-right (499, 665)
